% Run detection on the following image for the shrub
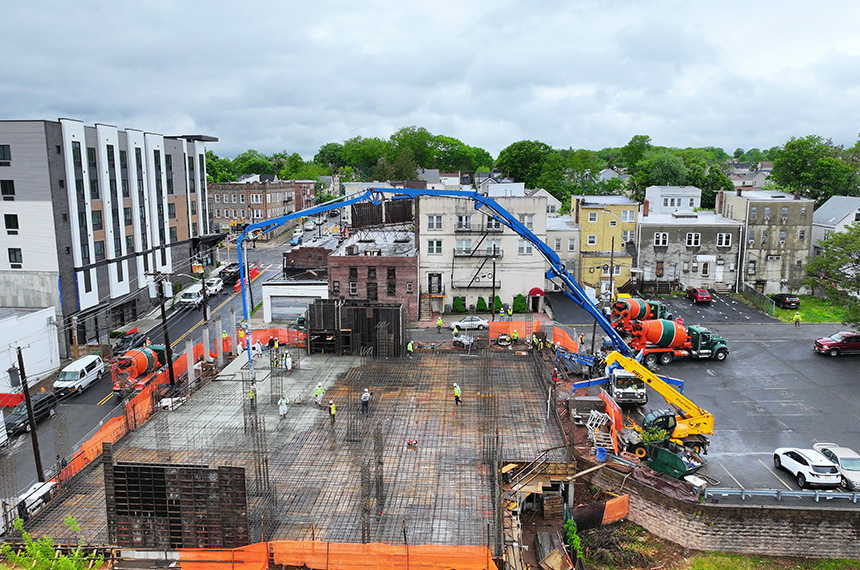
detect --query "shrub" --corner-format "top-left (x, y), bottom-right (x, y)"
top-left (512, 293), bottom-right (528, 313)
top-left (493, 296), bottom-right (502, 312)
top-left (476, 297), bottom-right (488, 312)
top-left (563, 518), bottom-right (584, 561)
top-left (452, 296), bottom-right (467, 313)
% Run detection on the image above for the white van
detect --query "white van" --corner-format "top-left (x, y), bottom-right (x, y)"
top-left (179, 283), bottom-right (204, 309)
top-left (53, 355), bottom-right (105, 397)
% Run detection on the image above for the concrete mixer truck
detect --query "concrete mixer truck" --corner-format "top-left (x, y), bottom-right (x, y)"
top-left (112, 345), bottom-right (167, 396)
top-left (610, 297), bottom-right (673, 331)
top-left (630, 319), bottom-right (729, 367)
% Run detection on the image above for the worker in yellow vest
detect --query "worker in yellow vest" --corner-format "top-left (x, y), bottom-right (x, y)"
top-left (329, 400), bottom-right (336, 425)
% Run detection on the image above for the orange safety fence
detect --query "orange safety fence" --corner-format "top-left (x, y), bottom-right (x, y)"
top-left (269, 541), bottom-right (494, 570)
top-left (487, 320), bottom-right (540, 340)
top-left (58, 415), bottom-right (129, 482)
top-left (551, 327), bottom-right (579, 353)
top-left (599, 390), bottom-right (622, 454)
top-left (179, 542), bottom-right (268, 570)
top-left (246, 328), bottom-right (307, 346)
top-left (602, 494), bottom-right (629, 525)
top-left (0, 393), bottom-right (25, 408)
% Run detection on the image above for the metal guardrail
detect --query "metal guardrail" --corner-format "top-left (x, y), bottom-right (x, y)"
top-left (706, 488), bottom-right (860, 503)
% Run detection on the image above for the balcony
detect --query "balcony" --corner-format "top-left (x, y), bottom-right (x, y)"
top-left (454, 249), bottom-right (504, 258)
top-left (455, 224), bottom-right (504, 233)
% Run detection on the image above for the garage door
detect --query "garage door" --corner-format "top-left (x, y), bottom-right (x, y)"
top-left (270, 296), bottom-right (313, 322)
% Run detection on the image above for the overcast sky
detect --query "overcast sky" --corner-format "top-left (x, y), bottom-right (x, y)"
top-left (3, 1), bottom-right (859, 160)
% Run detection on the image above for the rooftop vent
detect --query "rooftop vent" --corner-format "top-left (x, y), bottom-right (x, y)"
top-left (345, 245), bottom-right (359, 255)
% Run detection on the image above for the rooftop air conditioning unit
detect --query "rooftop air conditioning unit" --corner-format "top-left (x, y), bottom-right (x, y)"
top-left (345, 245), bottom-right (359, 255)
top-left (779, 240), bottom-right (786, 245)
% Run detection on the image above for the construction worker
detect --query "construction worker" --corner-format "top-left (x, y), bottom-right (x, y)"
top-left (453, 383), bottom-right (462, 406)
top-left (145, 337), bottom-right (152, 346)
top-left (452, 325), bottom-right (460, 338)
top-left (499, 305), bottom-right (505, 320)
top-left (361, 388), bottom-right (370, 414)
top-left (436, 316), bottom-right (443, 334)
top-left (315, 382), bottom-right (325, 406)
top-left (578, 333), bottom-right (585, 346)
top-left (329, 400), bottom-right (336, 425)
top-left (249, 387), bottom-right (256, 410)
top-left (407, 340), bottom-right (414, 358)
top-left (278, 396), bottom-right (288, 419)
top-left (512, 329), bottom-right (518, 345)
top-left (793, 311), bottom-right (801, 328)
top-left (532, 333), bottom-right (538, 350)
top-left (267, 336), bottom-right (275, 353)
top-left (507, 306), bottom-right (513, 320)
top-left (285, 353), bottom-right (293, 372)
top-left (273, 336), bottom-right (279, 350)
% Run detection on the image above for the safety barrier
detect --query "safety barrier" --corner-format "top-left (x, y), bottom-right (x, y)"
top-left (551, 327), bottom-right (580, 354)
top-left (487, 320), bottom-right (540, 340)
top-left (705, 488), bottom-right (860, 503)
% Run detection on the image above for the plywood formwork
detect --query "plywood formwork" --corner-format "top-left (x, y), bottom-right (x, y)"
top-left (25, 351), bottom-right (566, 552)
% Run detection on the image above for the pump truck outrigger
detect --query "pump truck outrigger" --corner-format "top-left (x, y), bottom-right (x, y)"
top-left (233, 188), bottom-right (714, 459)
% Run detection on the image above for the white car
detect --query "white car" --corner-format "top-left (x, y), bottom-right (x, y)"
top-left (813, 443), bottom-right (860, 490)
top-left (449, 316), bottom-right (490, 331)
top-left (772, 447), bottom-right (840, 489)
top-left (304, 221), bottom-right (316, 231)
top-left (205, 277), bottom-right (223, 296)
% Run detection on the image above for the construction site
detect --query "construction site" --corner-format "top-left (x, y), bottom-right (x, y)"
top-left (14, 333), bottom-right (580, 567)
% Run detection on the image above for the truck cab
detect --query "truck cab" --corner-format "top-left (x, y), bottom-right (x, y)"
top-left (608, 369), bottom-right (647, 406)
top-left (178, 283), bottom-right (204, 310)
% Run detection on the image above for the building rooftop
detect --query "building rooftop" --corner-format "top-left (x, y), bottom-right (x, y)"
top-left (577, 195), bottom-right (638, 207)
top-left (646, 185), bottom-right (701, 196)
top-left (545, 215), bottom-right (578, 231)
top-left (331, 231), bottom-right (416, 257)
top-left (729, 190), bottom-right (813, 202)
top-left (639, 211), bottom-right (743, 226)
top-left (812, 196), bottom-right (860, 226)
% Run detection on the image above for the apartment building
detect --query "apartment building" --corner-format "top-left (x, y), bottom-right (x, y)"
top-left (718, 189), bottom-right (814, 294)
top-left (416, 185), bottom-right (548, 318)
top-left (0, 119), bottom-right (217, 356)
top-left (572, 196), bottom-right (638, 299)
top-left (209, 177), bottom-right (296, 238)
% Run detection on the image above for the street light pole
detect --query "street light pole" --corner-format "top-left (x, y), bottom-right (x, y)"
top-left (156, 277), bottom-right (177, 387)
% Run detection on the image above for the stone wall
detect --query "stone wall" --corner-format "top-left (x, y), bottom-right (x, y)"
top-left (579, 457), bottom-right (860, 559)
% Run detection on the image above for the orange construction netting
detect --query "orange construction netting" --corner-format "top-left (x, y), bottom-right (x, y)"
top-left (551, 327), bottom-right (579, 353)
top-left (179, 542), bottom-right (268, 570)
top-left (487, 319), bottom-right (540, 340)
top-left (599, 390), bottom-right (622, 454)
top-left (270, 541), bottom-right (493, 570)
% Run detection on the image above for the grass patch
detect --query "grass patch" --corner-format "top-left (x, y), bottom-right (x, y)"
top-left (772, 294), bottom-right (846, 324)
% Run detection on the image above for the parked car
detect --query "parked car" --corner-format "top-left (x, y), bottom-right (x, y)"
top-left (686, 288), bottom-right (711, 303)
top-left (114, 332), bottom-right (148, 356)
top-left (53, 355), bottom-right (106, 397)
top-left (205, 277), bottom-right (224, 296)
top-left (813, 443), bottom-right (860, 490)
top-left (771, 293), bottom-right (800, 310)
top-left (772, 447), bottom-right (840, 489)
top-left (5, 392), bottom-right (58, 436)
top-left (290, 234), bottom-right (303, 246)
top-left (220, 263), bottom-right (241, 286)
top-left (813, 331), bottom-right (860, 357)
top-left (304, 221), bottom-right (316, 231)
top-left (449, 316), bottom-right (490, 331)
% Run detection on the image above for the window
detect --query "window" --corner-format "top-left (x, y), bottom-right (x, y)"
top-left (779, 230), bottom-right (787, 244)
top-left (233, 209), bottom-right (237, 218)
top-left (332, 280), bottom-right (340, 294)
top-left (554, 238), bottom-right (562, 251)
top-left (602, 264), bottom-right (620, 276)
top-left (685, 232), bottom-right (701, 247)
top-left (190, 200), bottom-right (197, 215)
top-left (168, 203), bottom-right (176, 218)
top-left (656, 261), bottom-right (664, 277)
top-left (653, 232), bottom-right (668, 246)
top-left (107, 144), bottom-right (115, 168)
top-left (94, 240), bottom-right (105, 261)
top-left (231, 194), bottom-right (236, 203)
top-left (701, 262), bottom-right (709, 277)
top-left (689, 199), bottom-right (695, 208)
top-left (90, 178), bottom-right (99, 199)
top-left (518, 240), bottom-right (532, 254)
top-left (72, 142), bottom-right (82, 165)
top-left (367, 267), bottom-right (376, 280)
top-left (427, 240), bottom-right (442, 254)
top-left (349, 281), bottom-right (358, 296)
top-left (119, 150), bottom-right (127, 167)
top-left (486, 217), bottom-right (501, 231)
top-left (662, 198), bottom-right (669, 207)
top-left (121, 179), bottom-right (129, 197)
top-left (87, 147), bottom-right (96, 164)
top-left (387, 281), bottom-right (396, 295)
top-left (0, 180), bottom-right (14, 200)
top-left (761, 229), bottom-right (768, 244)
top-left (7, 248), bottom-right (22, 268)
top-left (214, 194), bottom-right (220, 203)
top-left (456, 239), bottom-right (472, 255)
top-left (485, 240), bottom-right (501, 256)
top-left (781, 207), bottom-right (789, 220)
top-left (747, 260), bottom-right (756, 274)
top-left (387, 267), bottom-right (396, 280)
top-left (78, 211), bottom-right (88, 230)
top-left (717, 232), bottom-right (731, 247)
top-left (456, 215), bottom-right (471, 230)
top-left (621, 210), bottom-right (635, 222)
top-left (215, 209), bottom-right (221, 218)
top-left (0, 144), bottom-right (11, 162)
top-left (251, 194), bottom-right (262, 204)
top-left (126, 235), bottom-right (134, 252)
top-left (609, 219), bottom-right (617, 227)
top-left (239, 194), bottom-right (245, 203)
top-left (750, 206), bottom-right (757, 221)
top-left (587, 235), bottom-right (597, 246)
top-left (519, 214), bottom-right (534, 229)
top-left (4, 213), bottom-right (19, 234)
top-left (349, 267), bottom-right (358, 280)
top-left (241, 209), bottom-right (245, 218)
top-left (81, 243), bottom-right (89, 262)
top-left (801, 206), bottom-right (807, 217)
top-left (92, 210), bottom-right (103, 230)
top-left (83, 269), bottom-right (92, 292)
top-left (764, 206), bottom-right (771, 220)
top-left (622, 230), bottom-right (634, 243)
top-left (568, 238), bottom-right (576, 251)
top-left (588, 212), bottom-right (597, 223)
top-left (799, 229), bottom-right (806, 241)
top-left (169, 226), bottom-right (178, 240)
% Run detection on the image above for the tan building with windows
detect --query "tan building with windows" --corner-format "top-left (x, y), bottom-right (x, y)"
top-left (573, 196), bottom-right (638, 299)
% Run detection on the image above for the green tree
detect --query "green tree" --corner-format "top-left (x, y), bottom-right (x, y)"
top-left (342, 136), bottom-right (389, 180)
top-left (371, 156), bottom-right (395, 182)
top-left (205, 150), bottom-right (238, 183)
top-left (391, 146), bottom-right (419, 180)
top-left (476, 297), bottom-right (488, 312)
top-left (620, 135), bottom-right (652, 173)
top-left (770, 135), bottom-right (851, 204)
top-left (389, 126), bottom-right (434, 168)
top-left (630, 152), bottom-right (688, 200)
top-left (314, 142), bottom-right (346, 170)
top-left (452, 296), bottom-right (467, 313)
top-left (232, 149), bottom-right (275, 175)
top-left (733, 147), bottom-right (745, 159)
top-left (1, 517), bottom-right (103, 570)
top-left (495, 140), bottom-right (554, 188)
top-left (804, 223), bottom-right (860, 327)
top-left (468, 146), bottom-right (494, 172)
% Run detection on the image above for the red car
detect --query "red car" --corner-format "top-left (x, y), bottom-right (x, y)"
top-left (814, 331), bottom-right (860, 357)
top-left (686, 288), bottom-right (711, 303)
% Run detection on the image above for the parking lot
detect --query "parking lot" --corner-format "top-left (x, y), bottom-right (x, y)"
top-left (547, 293), bottom-right (860, 495)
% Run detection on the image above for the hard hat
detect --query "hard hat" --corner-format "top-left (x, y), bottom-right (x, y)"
top-left (364, 388), bottom-right (369, 392)
top-left (329, 400), bottom-right (333, 404)
top-left (454, 383), bottom-right (458, 386)
top-left (318, 382), bottom-right (322, 386)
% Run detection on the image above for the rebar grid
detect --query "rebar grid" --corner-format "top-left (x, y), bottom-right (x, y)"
top-left (24, 351), bottom-right (565, 549)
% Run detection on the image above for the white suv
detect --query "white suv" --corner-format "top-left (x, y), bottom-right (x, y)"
top-left (813, 443), bottom-right (860, 491)
top-left (773, 447), bottom-right (840, 489)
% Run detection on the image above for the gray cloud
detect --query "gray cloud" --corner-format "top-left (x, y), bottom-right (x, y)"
top-left (3, 0), bottom-right (859, 159)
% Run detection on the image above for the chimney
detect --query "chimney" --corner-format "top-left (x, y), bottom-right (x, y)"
top-left (643, 199), bottom-right (649, 218)
top-left (736, 186), bottom-right (742, 196)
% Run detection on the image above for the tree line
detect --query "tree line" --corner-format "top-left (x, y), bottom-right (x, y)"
top-left (206, 127), bottom-right (860, 211)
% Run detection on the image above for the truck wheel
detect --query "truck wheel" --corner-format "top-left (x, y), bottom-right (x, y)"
top-left (828, 348), bottom-right (840, 357)
top-left (632, 444), bottom-right (648, 459)
top-left (644, 353), bottom-right (658, 368)
top-left (659, 352), bottom-right (674, 365)
top-left (688, 441), bottom-right (703, 455)
top-left (714, 349), bottom-right (728, 362)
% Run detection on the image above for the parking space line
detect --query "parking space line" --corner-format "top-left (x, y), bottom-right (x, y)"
top-left (718, 462), bottom-right (745, 489)
top-left (758, 458), bottom-right (793, 489)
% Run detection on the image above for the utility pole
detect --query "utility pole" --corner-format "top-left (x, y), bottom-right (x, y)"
top-left (490, 252), bottom-right (497, 321)
top-left (156, 277), bottom-right (177, 387)
top-left (16, 347), bottom-right (45, 482)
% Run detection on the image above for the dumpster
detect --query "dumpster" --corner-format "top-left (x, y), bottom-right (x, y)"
top-left (646, 443), bottom-right (706, 479)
